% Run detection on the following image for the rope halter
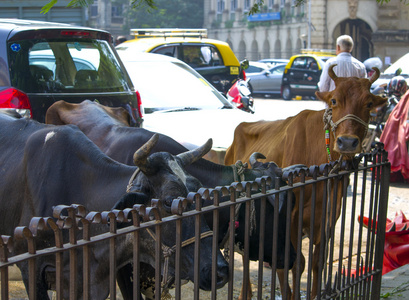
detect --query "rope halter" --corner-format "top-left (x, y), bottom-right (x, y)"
top-left (322, 107), bottom-right (368, 163)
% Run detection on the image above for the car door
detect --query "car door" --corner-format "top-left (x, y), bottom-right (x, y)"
top-left (259, 64), bottom-right (285, 93)
top-left (286, 56), bottom-right (319, 93)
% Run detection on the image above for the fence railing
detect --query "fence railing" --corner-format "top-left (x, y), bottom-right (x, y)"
top-left (0, 146), bottom-right (390, 300)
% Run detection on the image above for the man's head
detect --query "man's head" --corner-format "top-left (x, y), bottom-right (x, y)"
top-left (336, 35), bottom-right (354, 54)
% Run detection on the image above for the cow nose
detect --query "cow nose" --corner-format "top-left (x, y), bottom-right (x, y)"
top-left (336, 136), bottom-right (359, 152)
top-left (216, 265), bottom-right (229, 288)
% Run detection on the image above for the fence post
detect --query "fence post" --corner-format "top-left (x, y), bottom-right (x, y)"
top-left (371, 153), bottom-right (390, 299)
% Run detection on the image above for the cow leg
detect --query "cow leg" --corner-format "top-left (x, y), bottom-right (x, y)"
top-left (238, 276), bottom-right (253, 300)
top-left (117, 263), bottom-right (134, 300)
top-left (311, 243), bottom-right (322, 299)
top-left (277, 268), bottom-right (292, 299)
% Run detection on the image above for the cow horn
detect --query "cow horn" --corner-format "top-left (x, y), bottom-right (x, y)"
top-left (249, 152), bottom-right (266, 167)
top-left (177, 138), bottom-right (213, 166)
top-left (369, 67), bottom-right (380, 84)
top-left (328, 64), bottom-right (338, 81)
top-left (133, 133), bottom-right (159, 169)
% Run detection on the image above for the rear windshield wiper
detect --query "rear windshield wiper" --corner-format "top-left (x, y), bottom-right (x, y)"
top-left (159, 107), bottom-right (202, 113)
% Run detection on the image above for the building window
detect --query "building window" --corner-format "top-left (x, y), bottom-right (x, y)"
top-left (268, 0), bottom-right (273, 11)
top-left (90, 4), bottom-right (98, 17)
top-left (217, 0), bottom-right (225, 13)
top-left (230, 0), bottom-right (237, 20)
top-left (244, 0), bottom-right (251, 12)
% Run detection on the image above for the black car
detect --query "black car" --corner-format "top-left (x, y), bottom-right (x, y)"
top-left (281, 54), bottom-right (327, 100)
top-left (0, 19), bottom-right (142, 125)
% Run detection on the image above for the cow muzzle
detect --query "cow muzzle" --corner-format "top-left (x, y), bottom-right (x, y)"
top-left (335, 135), bottom-right (361, 154)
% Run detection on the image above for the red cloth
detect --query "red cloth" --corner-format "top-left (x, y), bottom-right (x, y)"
top-left (380, 90), bottom-right (409, 180)
top-left (359, 211), bottom-right (409, 275)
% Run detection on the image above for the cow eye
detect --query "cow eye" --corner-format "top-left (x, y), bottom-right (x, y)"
top-left (367, 102), bottom-right (373, 109)
top-left (331, 99), bottom-right (337, 106)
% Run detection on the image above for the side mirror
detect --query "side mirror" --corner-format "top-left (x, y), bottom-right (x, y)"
top-left (240, 59), bottom-right (249, 70)
top-left (395, 68), bottom-right (402, 76)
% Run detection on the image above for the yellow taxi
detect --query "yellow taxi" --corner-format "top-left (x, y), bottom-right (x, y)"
top-left (116, 28), bottom-right (242, 94)
top-left (281, 50), bottom-right (335, 100)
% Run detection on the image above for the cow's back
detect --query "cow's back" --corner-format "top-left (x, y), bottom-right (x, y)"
top-left (225, 109), bottom-right (326, 167)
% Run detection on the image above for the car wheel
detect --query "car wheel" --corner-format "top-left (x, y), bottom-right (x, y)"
top-left (282, 85), bottom-right (292, 100)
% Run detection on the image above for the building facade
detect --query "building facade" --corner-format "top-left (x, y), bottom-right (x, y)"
top-left (0, 0), bottom-right (87, 25)
top-left (204, 0), bottom-right (409, 68)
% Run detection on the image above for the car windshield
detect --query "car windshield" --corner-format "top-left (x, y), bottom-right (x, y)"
top-left (8, 39), bottom-right (129, 93)
top-left (120, 59), bottom-right (231, 113)
top-left (383, 53), bottom-right (409, 76)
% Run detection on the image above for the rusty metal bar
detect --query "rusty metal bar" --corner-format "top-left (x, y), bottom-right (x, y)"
top-left (371, 153), bottom-right (390, 299)
top-left (175, 216), bottom-right (182, 300)
top-left (241, 184), bottom-right (251, 300)
top-left (211, 189), bottom-right (220, 300)
top-left (270, 178), bottom-right (280, 300)
top-left (256, 186), bottom-right (267, 300)
top-left (227, 186), bottom-right (236, 300)
top-left (0, 236), bottom-right (10, 300)
top-left (194, 193), bottom-right (201, 300)
top-left (306, 167), bottom-right (319, 300)
top-left (294, 169), bottom-right (306, 300)
top-left (155, 222), bottom-right (162, 300)
top-left (131, 208), bottom-right (141, 300)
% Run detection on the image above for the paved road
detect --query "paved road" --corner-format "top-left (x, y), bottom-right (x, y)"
top-left (252, 97), bottom-right (326, 121)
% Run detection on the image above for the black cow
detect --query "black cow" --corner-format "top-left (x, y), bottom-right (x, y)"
top-left (0, 113), bottom-right (229, 299)
top-left (46, 100), bottom-right (300, 298)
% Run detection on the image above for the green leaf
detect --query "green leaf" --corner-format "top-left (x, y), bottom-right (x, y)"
top-left (41, 0), bottom-right (58, 14)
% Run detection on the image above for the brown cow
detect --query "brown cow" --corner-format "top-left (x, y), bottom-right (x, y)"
top-left (225, 66), bottom-right (387, 299)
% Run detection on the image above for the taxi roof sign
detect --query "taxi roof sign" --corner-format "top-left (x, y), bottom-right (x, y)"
top-left (130, 28), bottom-right (208, 39)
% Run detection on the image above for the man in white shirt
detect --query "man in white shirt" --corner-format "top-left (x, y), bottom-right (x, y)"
top-left (318, 35), bottom-right (367, 92)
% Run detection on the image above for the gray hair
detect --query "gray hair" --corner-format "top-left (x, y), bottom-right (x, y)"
top-left (336, 35), bottom-right (354, 52)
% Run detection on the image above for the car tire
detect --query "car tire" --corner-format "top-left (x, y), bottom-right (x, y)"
top-left (282, 85), bottom-right (292, 100)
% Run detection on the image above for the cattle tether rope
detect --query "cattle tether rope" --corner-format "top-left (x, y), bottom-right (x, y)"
top-left (146, 228), bottom-right (213, 297)
top-left (126, 167), bottom-right (214, 297)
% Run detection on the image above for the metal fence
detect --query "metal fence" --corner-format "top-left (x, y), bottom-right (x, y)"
top-left (0, 146), bottom-right (390, 300)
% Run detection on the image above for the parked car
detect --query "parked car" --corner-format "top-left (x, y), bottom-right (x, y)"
top-left (115, 28), bottom-right (243, 95)
top-left (116, 51), bottom-right (258, 150)
top-left (281, 54), bottom-right (326, 100)
top-left (258, 58), bottom-right (289, 67)
top-left (371, 53), bottom-right (409, 93)
top-left (0, 19), bottom-right (142, 125)
top-left (246, 63), bottom-right (286, 97)
top-left (245, 61), bottom-right (272, 74)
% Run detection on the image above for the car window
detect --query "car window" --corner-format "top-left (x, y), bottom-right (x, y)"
top-left (122, 60), bottom-right (230, 113)
top-left (246, 65), bottom-right (265, 73)
top-left (151, 45), bottom-right (179, 58)
top-left (8, 39), bottom-right (129, 93)
top-left (270, 65), bottom-right (285, 74)
top-left (178, 45), bottom-right (223, 68)
top-left (292, 57), bottom-right (307, 69)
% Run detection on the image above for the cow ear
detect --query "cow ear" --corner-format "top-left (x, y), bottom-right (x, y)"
top-left (112, 192), bottom-right (149, 210)
top-left (110, 107), bottom-right (132, 126)
top-left (315, 91), bottom-right (331, 102)
top-left (373, 95), bottom-right (388, 108)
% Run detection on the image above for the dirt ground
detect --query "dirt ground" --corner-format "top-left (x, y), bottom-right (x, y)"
top-left (5, 175), bottom-right (409, 300)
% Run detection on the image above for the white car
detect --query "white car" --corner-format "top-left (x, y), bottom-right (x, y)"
top-left (371, 53), bottom-right (409, 93)
top-left (116, 51), bottom-right (259, 151)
